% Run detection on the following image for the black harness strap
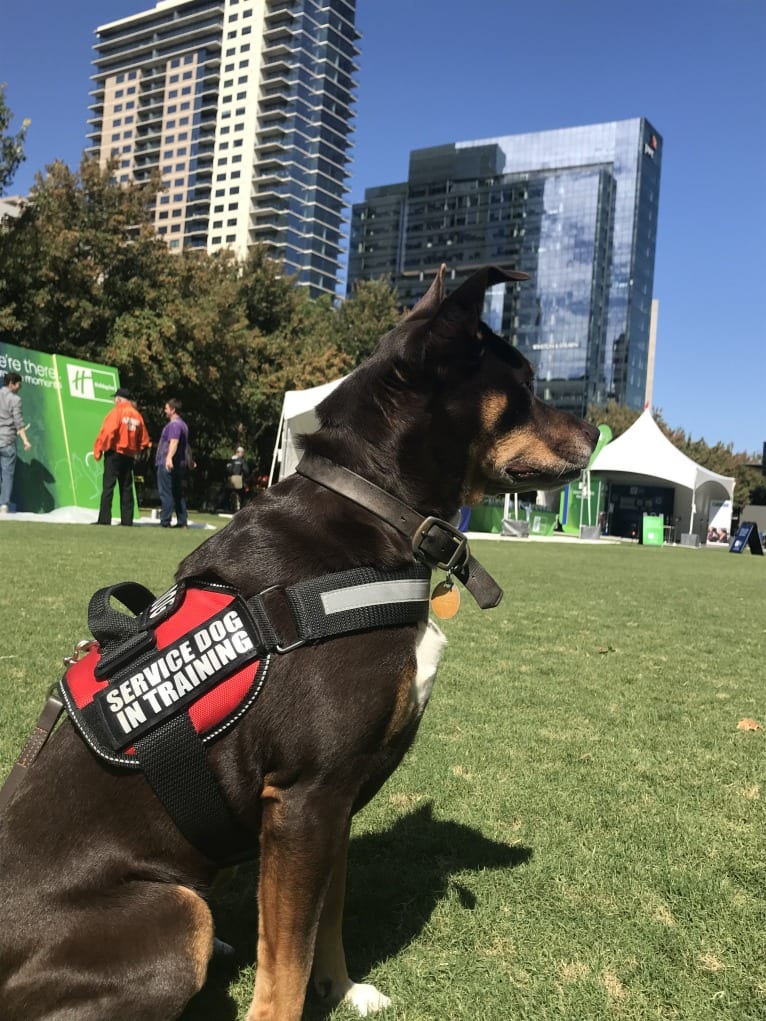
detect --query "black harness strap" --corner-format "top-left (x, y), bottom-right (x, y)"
top-left (247, 564), bottom-right (432, 652)
top-left (135, 713), bottom-right (255, 863)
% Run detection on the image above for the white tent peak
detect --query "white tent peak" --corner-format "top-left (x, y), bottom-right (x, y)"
top-left (590, 407), bottom-right (735, 536)
top-left (591, 408), bottom-right (734, 490)
top-left (269, 376), bottom-right (347, 484)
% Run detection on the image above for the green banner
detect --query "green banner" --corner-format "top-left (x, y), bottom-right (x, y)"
top-left (0, 342), bottom-right (121, 513)
top-left (559, 423), bottom-right (612, 534)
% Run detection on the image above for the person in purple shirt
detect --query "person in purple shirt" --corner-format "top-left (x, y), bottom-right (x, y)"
top-left (155, 398), bottom-right (191, 528)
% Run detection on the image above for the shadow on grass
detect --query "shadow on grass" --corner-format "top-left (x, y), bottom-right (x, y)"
top-left (182, 803), bottom-right (531, 1020)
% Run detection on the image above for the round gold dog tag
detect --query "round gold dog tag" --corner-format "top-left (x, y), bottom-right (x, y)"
top-left (431, 581), bottom-right (460, 619)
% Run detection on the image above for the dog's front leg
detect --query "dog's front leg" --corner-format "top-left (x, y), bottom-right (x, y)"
top-left (246, 787), bottom-right (348, 1021)
top-left (311, 819), bottom-right (392, 1017)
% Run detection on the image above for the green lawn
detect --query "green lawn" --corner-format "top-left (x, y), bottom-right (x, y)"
top-left (1, 523), bottom-right (763, 1020)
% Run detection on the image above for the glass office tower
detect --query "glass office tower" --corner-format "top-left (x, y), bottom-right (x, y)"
top-left (88, 0), bottom-right (359, 296)
top-left (348, 119), bottom-right (662, 413)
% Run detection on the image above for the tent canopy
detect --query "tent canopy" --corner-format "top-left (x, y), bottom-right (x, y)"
top-left (269, 376), bottom-right (345, 483)
top-left (589, 408), bottom-right (735, 535)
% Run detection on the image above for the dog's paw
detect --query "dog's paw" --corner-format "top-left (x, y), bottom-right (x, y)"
top-left (343, 982), bottom-right (392, 1016)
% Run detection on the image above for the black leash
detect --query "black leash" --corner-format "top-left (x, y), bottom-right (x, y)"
top-left (296, 454), bottom-right (503, 609)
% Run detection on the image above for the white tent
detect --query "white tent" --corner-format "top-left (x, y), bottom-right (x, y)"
top-left (589, 408), bottom-right (735, 539)
top-left (268, 376), bottom-right (346, 484)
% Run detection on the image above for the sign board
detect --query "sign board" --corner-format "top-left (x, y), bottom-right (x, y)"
top-left (729, 522), bottom-right (764, 555)
top-left (0, 341), bottom-right (121, 513)
top-left (641, 514), bottom-right (664, 546)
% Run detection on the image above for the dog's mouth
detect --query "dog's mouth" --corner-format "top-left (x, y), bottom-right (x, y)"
top-left (488, 460), bottom-right (586, 493)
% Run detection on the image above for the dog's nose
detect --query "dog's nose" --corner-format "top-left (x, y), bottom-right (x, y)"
top-left (584, 421), bottom-right (601, 448)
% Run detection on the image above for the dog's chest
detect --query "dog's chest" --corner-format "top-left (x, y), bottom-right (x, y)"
top-left (386, 620), bottom-right (446, 741)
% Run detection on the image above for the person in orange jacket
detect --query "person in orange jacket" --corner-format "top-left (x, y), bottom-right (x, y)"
top-left (93, 387), bottom-right (150, 526)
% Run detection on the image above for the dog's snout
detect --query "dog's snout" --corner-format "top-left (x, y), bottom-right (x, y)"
top-left (583, 420), bottom-right (601, 450)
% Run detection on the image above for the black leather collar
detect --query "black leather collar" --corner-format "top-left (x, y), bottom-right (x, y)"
top-left (296, 454), bottom-right (503, 610)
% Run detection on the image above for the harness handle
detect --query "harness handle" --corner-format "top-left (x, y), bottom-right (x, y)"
top-left (87, 581), bottom-right (156, 647)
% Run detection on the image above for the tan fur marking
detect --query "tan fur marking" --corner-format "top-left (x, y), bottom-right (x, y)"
top-left (174, 885), bottom-right (214, 988)
top-left (491, 427), bottom-right (551, 468)
top-left (384, 663), bottom-right (418, 742)
top-left (480, 392), bottom-right (509, 431)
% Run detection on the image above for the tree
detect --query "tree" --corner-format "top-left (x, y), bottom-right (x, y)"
top-left (0, 155), bottom-right (166, 351)
top-left (0, 83), bottom-right (28, 196)
top-left (334, 277), bottom-right (401, 364)
top-left (587, 399), bottom-right (641, 438)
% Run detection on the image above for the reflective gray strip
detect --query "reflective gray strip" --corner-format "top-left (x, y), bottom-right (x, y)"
top-left (320, 579), bottom-right (430, 616)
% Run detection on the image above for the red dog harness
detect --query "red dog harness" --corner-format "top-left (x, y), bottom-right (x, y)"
top-left (6, 565), bottom-right (432, 865)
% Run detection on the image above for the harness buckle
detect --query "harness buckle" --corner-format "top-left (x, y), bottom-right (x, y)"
top-left (412, 516), bottom-right (469, 572)
top-left (257, 586), bottom-right (307, 653)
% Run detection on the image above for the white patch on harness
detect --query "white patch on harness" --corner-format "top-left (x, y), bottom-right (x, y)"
top-left (94, 606), bottom-right (258, 749)
top-left (413, 619), bottom-right (446, 712)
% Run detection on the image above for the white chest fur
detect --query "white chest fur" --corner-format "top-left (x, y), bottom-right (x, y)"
top-left (413, 619), bottom-right (447, 713)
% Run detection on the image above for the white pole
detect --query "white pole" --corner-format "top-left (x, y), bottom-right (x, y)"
top-left (268, 411), bottom-right (285, 487)
top-left (596, 480), bottom-right (602, 530)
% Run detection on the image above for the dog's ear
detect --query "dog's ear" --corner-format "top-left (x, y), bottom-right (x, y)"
top-left (420, 265), bottom-right (531, 355)
top-left (401, 264), bottom-right (447, 323)
top-left (440, 265), bottom-right (530, 323)
top-left (386, 264), bottom-right (529, 368)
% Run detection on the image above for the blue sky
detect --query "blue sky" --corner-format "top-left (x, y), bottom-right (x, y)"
top-left (2, 0), bottom-right (765, 455)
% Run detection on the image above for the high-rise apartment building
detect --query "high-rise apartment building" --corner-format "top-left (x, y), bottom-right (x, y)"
top-left (88, 0), bottom-right (359, 296)
top-left (348, 119), bottom-right (662, 414)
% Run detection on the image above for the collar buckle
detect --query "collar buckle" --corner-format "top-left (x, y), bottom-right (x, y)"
top-left (412, 516), bottom-right (469, 572)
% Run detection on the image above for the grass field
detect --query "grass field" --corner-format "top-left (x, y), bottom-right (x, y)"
top-left (0, 521), bottom-right (763, 1020)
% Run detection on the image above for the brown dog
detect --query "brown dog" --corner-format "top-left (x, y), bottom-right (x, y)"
top-left (0, 266), bottom-right (599, 1020)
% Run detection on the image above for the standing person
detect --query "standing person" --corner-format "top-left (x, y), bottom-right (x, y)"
top-left (0, 372), bottom-right (32, 513)
top-left (225, 444), bottom-right (251, 512)
top-left (93, 387), bottom-right (150, 526)
top-left (156, 398), bottom-right (191, 528)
